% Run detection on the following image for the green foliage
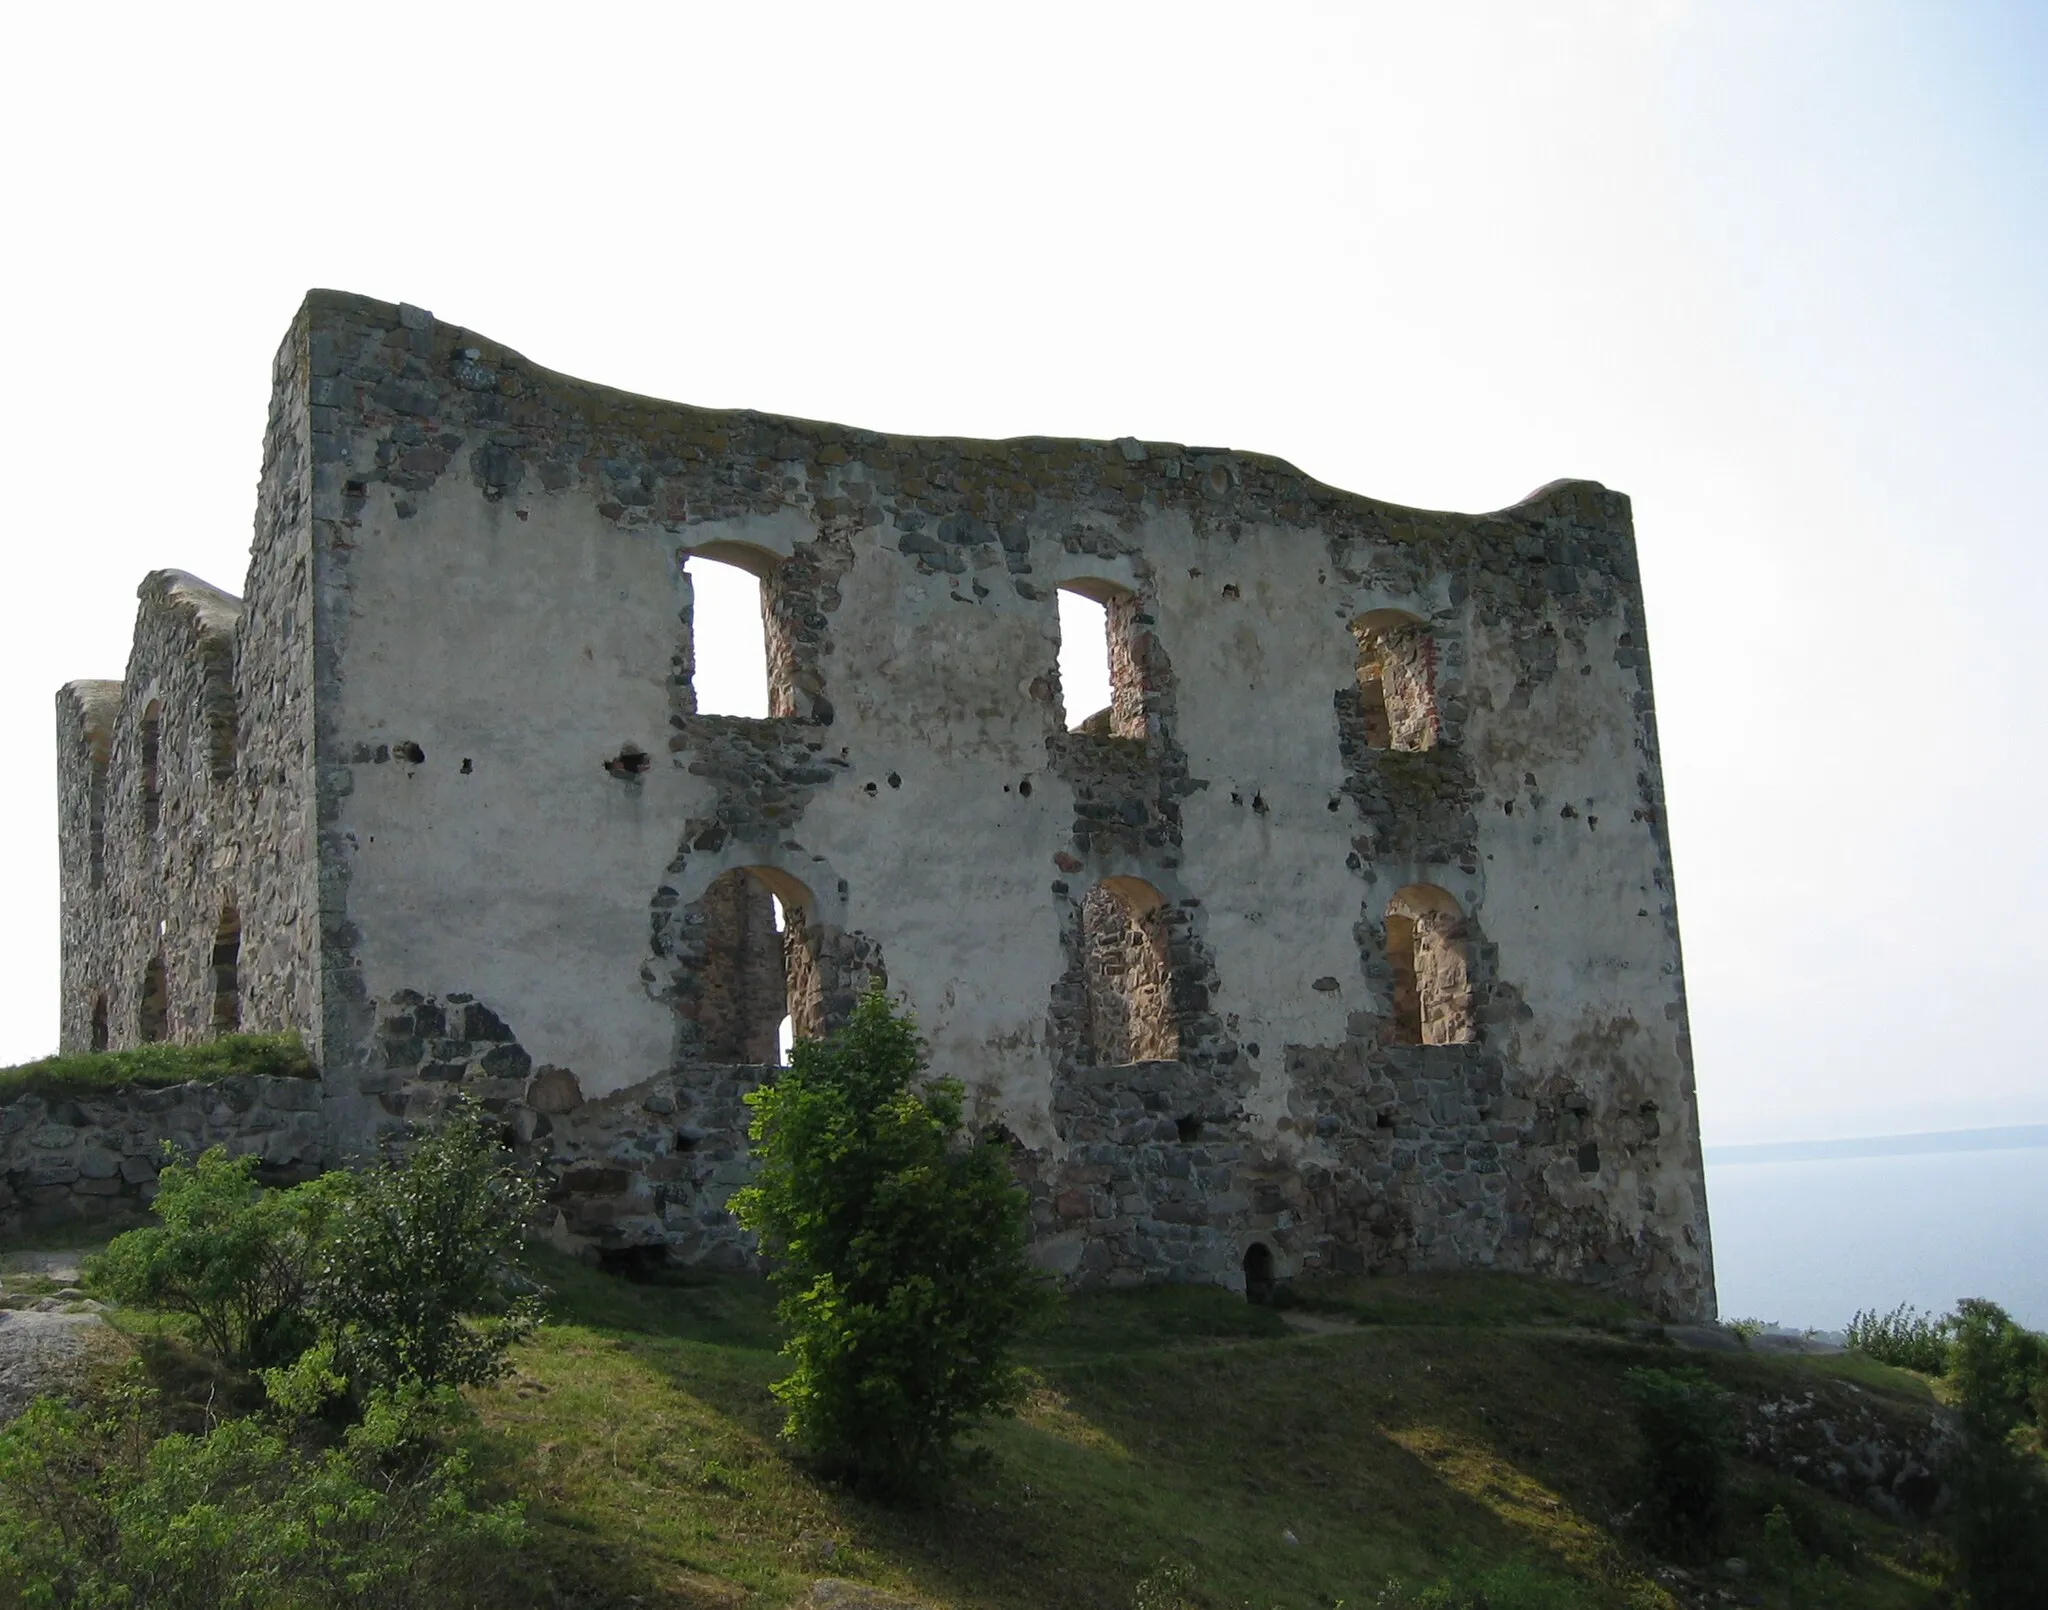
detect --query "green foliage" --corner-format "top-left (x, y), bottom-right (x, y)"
top-left (731, 986), bottom-right (1051, 1499)
top-left (1760, 1501), bottom-right (1802, 1576)
top-left (0, 1033), bottom-right (314, 1104)
top-left (1944, 1298), bottom-right (2048, 1609)
top-left (0, 1372), bottom-right (526, 1610)
top-left (1724, 1316), bottom-right (1766, 1345)
top-left (87, 1146), bottom-right (338, 1369)
top-left (1845, 1303), bottom-right (1953, 1374)
top-left (89, 1104), bottom-right (540, 1410)
top-left (1947, 1298), bottom-right (2046, 1442)
top-left (1622, 1365), bottom-right (1734, 1548)
top-left (1131, 1556), bottom-right (1196, 1610)
top-left (311, 1102), bottom-right (543, 1403)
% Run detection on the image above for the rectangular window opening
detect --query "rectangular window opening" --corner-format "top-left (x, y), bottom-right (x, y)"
top-left (1057, 589), bottom-right (1114, 733)
top-left (687, 557), bottom-right (772, 718)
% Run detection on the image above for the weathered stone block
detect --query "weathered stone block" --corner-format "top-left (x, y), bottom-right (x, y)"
top-left (75, 1148), bottom-right (120, 1180)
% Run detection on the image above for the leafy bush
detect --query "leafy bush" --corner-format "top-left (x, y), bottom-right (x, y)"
top-left (1131, 1556), bottom-right (1196, 1610)
top-left (87, 1147), bottom-right (338, 1369)
top-left (88, 1104), bottom-right (540, 1410)
top-left (731, 986), bottom-right (1051, 1499)
top-left (1622, 1366), bottom-right (1734, 1547)
top-left (0, 1033), bottom-right (314, 1104)
top-left (1845, 1302), bottom-right (1952, 1373)
top-left (1944, 1298), bottom-right (2048, 1609)
top-left (0, 1373), bottom-right (527, 1610)
top-left (311, 1103), bottom-right (542, 1402)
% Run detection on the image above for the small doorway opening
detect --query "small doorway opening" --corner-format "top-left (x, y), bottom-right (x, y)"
top-left (1243, 1242), bottom-right (1276, 1305)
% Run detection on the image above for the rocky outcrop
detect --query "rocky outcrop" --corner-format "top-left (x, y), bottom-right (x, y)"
top-left (1739, 1382), bottom-right (1958, 1519)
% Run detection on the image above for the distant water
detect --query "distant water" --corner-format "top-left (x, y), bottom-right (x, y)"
top-left (1704, 1137), bottom-right (2048, 1332)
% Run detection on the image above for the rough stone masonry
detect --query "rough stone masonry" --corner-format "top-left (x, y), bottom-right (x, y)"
top-left (53, 290), bottom-right (1716, 1318)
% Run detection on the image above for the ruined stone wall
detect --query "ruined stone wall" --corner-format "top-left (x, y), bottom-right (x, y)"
top-left (58, 574), bottom-right (247, 1053)
top-left (55, 681), bottom-right (122, 1051)
top-left (0, 1074), bottom-right (324, 1238)
top-left (58, 290), bottom-right (1714, 1320)
top-left (55, 323), bottom-right (322, 1062)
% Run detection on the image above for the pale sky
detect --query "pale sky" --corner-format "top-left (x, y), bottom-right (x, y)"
top-left (3, 1), bottom-right (2040, 1145)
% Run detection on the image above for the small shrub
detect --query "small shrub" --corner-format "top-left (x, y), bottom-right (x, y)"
top-left (0, 1374), bottom-right (526, 1610)
top-left (1622, 1366), bottom-right (1734, 1548)
top-left (1724, 1317), bottom-right (1766, 1346)
top-left (87, 1146), bottom-right (338, 1370)
top-left (89, 1105), bottom-right (543, 1409)
top-left (1758, 1502), bottom-right (1801, 1577)
top-left (1945, 1298), bottom-right (2048, 1609)
top-left (732, 986), bottom-right (1052, 1499)
top-left (1131, 1556), bottom-right (1196, 1610)
top-left (1844, 1302), bottom-right (1952, 1373)
top-left (312, 1102), bottom-right (543, 1402)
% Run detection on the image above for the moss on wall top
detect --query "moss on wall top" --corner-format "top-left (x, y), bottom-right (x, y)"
top-left (0, 1034), bottom-right (315, 1105)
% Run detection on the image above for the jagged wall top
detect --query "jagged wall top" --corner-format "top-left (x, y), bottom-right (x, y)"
top-left (289, 288), bottom-right (1634, 587)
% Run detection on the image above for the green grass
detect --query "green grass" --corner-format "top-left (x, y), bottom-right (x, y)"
top-left (456, 1254), bottom-right (1951, 1610)
top-left (50, 1230), bottom-right (1955, 1610)
top-left (1276, 1270), bottom-right (1645, 1331)
top-left (0, 1032), bottom-right (314, 1104)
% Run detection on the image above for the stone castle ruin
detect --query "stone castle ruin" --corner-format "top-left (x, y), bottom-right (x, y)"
top-left (54, 291), bottom-right (1715, 1318)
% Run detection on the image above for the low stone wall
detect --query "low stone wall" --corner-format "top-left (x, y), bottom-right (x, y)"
top-left (0, 1035), bottom-right (1699, 1320)
top-left (0, 1076), bottom-right (324, 1237)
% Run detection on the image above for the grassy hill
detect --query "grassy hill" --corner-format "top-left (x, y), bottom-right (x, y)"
top-left (465, 1254), bottom-right (1950, 1610)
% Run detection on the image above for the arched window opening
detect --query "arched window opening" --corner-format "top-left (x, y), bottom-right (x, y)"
top-left (1080, 876), bottom-right (1179, 1065)
top-left (1057, 581), bottom-right (1146, 737)
top-left (90, 993), bottom-right (108, 1053)
top-left (1243, 1242), bottom-right (1276, 1304)
top-left (204, 671), bottom-right (237, 782)
top-left (1351, 611), bottom-right (1440, 752)
top-left (211, 902), bottom-right (241, 1033)
top-left (696, 867), bottom-right (824, 1063)
top-left (86, 728), bottom-right (111, 889)
top-left (1384, 884), bottom-right (1476, 1047)
top-left (138, 955), bottom-right (168, 1044)
top-left (139, 699), bottom-right (163, 833)
top-left (685, 547), bottom-right (791, 719)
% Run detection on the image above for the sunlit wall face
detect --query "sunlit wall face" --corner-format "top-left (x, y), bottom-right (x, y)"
top-left (3, 2), bottom-right (2043, 1144)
